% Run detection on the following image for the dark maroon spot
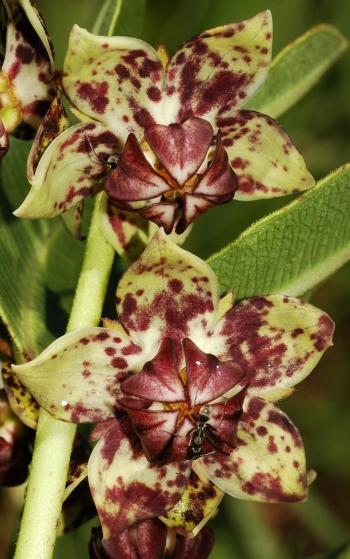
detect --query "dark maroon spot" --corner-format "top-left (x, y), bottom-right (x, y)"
top-left (111, 357), bottom-right (128, 369)
top-left (94, 332), bottom-right (110, 342)
top-left (168, 279), bottom-right (183, 293)
top-left (147, 86), bottom-right (161, 102)
top-left (311, 315), bottom-right (334, 351)
top-left (246, 398), bottom-right (265, 420)
top-left (80, 337), bottom-right (89, 345)
top-left (256, 426), bottom-right (267, 436)
top-left (105, 347), bottom-right (116, 356)
top-left (16, 44), bottom-right (34, 64)
top-left (77, 81), bottom-right (109, 114)
top-left (231, 157), bottom-right (249, 170)
top-left (268, 436), bottom-right (278, 453)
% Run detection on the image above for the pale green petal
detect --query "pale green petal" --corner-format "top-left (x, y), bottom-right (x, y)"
top-left (164, 11), bottom-right (272, 125)
top-left (208, 295), bottom-right (334, 401)
top-left (196, 398), bottom-right (307, 503)
top-left (220, 110), bottom-right (315, 199)
top-left (13, 327), bottom-right (144, 422)
top-left (63, 25), bottom-right (164, 140)
top-left (88, 418), bottom-right (190, 538)
top-left (116, 230), bottom-right (220, 352)
top-left (14, 122), bottom-right (119, 219)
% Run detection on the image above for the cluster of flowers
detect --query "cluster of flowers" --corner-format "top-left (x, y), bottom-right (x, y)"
top-left (1, 3), bottom-right (334, 558)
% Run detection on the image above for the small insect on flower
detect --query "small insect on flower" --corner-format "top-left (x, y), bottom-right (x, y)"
top-left (188, 405), bottom-right (217, 460)
top-left (105, 154), bottom-right (120, 170)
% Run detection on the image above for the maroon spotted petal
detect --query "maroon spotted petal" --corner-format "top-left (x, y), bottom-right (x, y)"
top-left (89, 519), bottom-right (167, 559)
top-left (139, 201), bottom-right (178, 234)
top-left (208, 388), bottom-right (246, 451)
top-left (0, 122), bottom-right (9, 162)
top-left (180, 134), bottom-right (237, 231)
top-left (179, 195), bottom-right (215, 233)
top-left (121, 338), bottom-right (186, 403)
top-left (105, 134), bottom-right (169, 202)
top-left (183, 338), bottom-right (244, 408)
top-left (145, 117), bottom-right (213, 185)
top-left (193, 133), bottom-right (238, 200)
top-left (117, 405), bottom-right (179, 462)
top-left (172, 527), bottom-right (215, 559)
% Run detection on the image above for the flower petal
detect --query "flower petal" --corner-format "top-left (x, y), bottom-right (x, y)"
top-left (183, 338), bottom-right (244, 407)
top-left (164, 11), bottom-right (272, 125)
top-left (92, 520), bottom-right (167, 559)
top-left (161, 470), bottom-right (223, 536)
top-left (140, 201), bottom-right (178, 234)
top-left (0, 121), bottom-right (9, 162)
top-left (121, 338), bottom-right (186, 403)
top-left (61, 201), bottom-right (84, 240)
top-left (172, 527), bottom-right (215, 559)
top-left (63, 26), bottom-right (164, 141)
top-left (12, 327), bottom-right (144, 422)
top-left (145, 118), bottom-right (213, 185)
top-left (219, 110), bottom-right (315, 199)
top-left (88, 416), bottom-right (191, 537)
top-left (180, 194), bottom-right (215, 232)
top-left (208, 390), bottom-right (246, 450)
top-left (117, 406), bottom-right (179, 462)
top-left (105, 134), bottom-right (170, 203)
top-left (116, 230), bottom-right (220, 351)
top-left (99, 194), bottom-right (150, 261)
top-left (2, 364), bottom-right (39, 429)
top-left (196, 398), bottom-right (307, 502)
top-left (212, 295), bottom-right (334, 400)
top-left (14, 122), bottom-right (119, 218)
top-left (2, 2), bottom-right (55, 129)
top-left (27, 95), bottom-right (70, 181)
top-left (192, 132), bottom-right (238, 199)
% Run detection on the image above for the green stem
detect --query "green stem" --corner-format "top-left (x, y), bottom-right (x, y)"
top-left (14, 193), bottom-right (115, 559)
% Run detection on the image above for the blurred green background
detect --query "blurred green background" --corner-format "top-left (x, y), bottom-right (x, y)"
top-left (2, 1), bottom-right (350, 558)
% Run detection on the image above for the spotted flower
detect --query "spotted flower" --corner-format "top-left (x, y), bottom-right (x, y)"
top-left (0, 121), bottom-right (9, 161)
top-left (15, 11), bottom-right (314, 236)
top-left (89, 521), bottom-right (214, 559)
top-left (13, 231), bottom-right (333, 540)
top-left (0, 0), bottom-right (55, 133)
top-left (0, 389), bottom-right (32, 486)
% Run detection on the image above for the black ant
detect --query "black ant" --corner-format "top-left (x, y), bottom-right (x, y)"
top-left (188, 405), bottom-right (218, 460)
top-left (83, 133), bottom-right (120, 173)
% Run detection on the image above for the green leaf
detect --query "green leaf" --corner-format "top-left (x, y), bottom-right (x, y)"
top-left (246, 25), bottom-right (348, 118)
top-left (93, 0), bottom-right (145, 37)
top-left (0, 139), bottom-right (85, 359)
top-left (208, 165), bottom-right (350, 299)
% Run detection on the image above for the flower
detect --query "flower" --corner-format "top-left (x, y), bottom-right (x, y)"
top-left (89, 521), bottom-right (214, 559)
top-left (14, 11), bottom-right (314, 236)
top-left (13, 231), bottom-right (334, 541)
top-left (0, 121), bottom-right (9, 161)
top-left (0, 389), bottom-right (32, 486)
top-left (0, 0), bottom-right (55, 133)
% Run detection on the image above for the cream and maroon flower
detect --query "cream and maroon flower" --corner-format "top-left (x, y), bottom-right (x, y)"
top-left (0, 0), bottom-right (55, 132)
top-left (15, 11), bottom-right (314, 236)
top-left (0, 121), bottom-right (9, 161)
top-left (13, 231), bottom-right (334, 538)
top-left (89, 521), bottom-right (214, 559)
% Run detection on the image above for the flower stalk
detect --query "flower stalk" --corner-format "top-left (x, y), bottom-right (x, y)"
top-left (14, 193), bottom-right (115, 559)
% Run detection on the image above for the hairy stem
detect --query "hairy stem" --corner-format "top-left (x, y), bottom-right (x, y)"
top-left (14, 193), bottom-right (115, 559)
